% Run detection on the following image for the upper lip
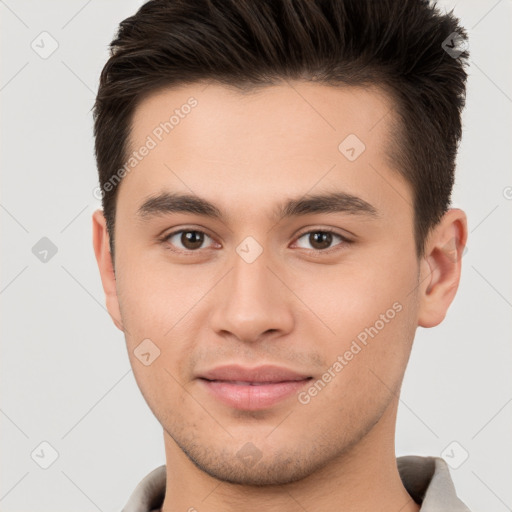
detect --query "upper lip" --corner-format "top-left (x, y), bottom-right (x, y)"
top-left (197, 364), bottom-right (312, 383)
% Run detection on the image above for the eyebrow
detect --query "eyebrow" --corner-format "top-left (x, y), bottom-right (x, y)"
top-left (136, 191), bottom-right (379, 222)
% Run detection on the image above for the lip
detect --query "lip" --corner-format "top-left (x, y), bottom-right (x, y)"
top-left (197, 364), bottom-right (311, 383)
top-left (196, 364), bottom-right (313, 410)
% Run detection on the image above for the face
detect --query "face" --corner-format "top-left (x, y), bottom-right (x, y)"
top-left (95, 81), bottom-right (432, 485)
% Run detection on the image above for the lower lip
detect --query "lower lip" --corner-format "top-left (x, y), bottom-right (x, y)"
top-left (198, 378), bottom-right (312, 410)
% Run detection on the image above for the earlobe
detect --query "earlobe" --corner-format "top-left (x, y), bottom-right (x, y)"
top-left (92, 209), bottom-right (124, 332)
top-left (417, 209), bottom-right (468, 328)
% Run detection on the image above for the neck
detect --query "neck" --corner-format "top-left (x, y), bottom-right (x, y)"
top-left (161, 396), bottom-right (419, 512)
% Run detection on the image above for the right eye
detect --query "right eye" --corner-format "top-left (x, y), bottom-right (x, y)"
top-left (161, 229), bottom-right (217, 252)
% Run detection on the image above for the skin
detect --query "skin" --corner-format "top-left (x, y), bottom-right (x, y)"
top-left (92, 81), bottom-right (467, 512)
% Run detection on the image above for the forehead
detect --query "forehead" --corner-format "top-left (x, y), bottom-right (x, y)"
top-left (129, 80), bottom-right (396, 160)
top-left (119, 80), bottom-right (411, 224)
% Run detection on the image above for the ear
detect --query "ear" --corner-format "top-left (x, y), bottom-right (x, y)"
top-left (417, 208), bottom-right (468, 328)
top-left (92, 209), bottom-right (124, 332)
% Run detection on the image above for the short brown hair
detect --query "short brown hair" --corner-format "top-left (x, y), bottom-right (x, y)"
top-left (93, 0), bottom-right (469, 262)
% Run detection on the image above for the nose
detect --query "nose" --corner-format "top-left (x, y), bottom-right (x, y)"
top-left (208, 247), bottom-right (294, 344)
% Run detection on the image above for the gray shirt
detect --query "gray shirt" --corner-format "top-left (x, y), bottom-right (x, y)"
top-left (121, 455), bottom-right (472, 512)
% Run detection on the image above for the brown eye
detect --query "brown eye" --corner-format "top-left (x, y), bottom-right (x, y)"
top-left (180, 231), bottom-right (205, 250)
top-left (164, 230), bottom-right (213, 251)
top-left (309, 231), bottom-right (334, 250)
top-left (295, 229), bottom-right (348, 252)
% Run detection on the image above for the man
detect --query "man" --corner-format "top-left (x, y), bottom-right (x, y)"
top-left (91, 0), bottom-right (472, 510)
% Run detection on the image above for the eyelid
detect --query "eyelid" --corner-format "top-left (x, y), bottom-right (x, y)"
top-left (293, 226), bottom-right (353, 241)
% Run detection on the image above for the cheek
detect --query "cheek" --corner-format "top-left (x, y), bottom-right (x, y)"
top-left (116, 270), bottom-right (192, 415)
top-left (127, 353), bottom-right (188, 429)
top-left (298, 297), bottom-right (416, 427)
top-left (289, 255), bottom-right (415, 339)
top-left (114, 255), bottom-right (199, 378)
top-left (115, 251), bottom-right (194, 337)
top-left (290, 251), bottom-right (419, 394)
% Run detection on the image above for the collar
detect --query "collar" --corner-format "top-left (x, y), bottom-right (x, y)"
top-left (121, 455), bottom-right (472, 512)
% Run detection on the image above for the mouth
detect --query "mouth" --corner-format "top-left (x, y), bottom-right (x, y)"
top-left (201, 378), bottom-right (311, 385)
top-left (197, 363), bottom-right (312, 383)
top-left (198, 376), bottom-right (313, 410)
top-left (203, 377), bottom-right (313, 386)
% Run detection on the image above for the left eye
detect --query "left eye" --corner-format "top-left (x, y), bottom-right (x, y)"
top-left (294, 230), bottom-right (348, 251)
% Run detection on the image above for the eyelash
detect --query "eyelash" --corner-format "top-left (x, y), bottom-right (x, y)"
top-left (158, 227), bottom-right (353, 255)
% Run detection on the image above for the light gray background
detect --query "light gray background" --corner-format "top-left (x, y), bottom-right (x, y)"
top-left (1, 1), bottom-right (511, 511)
